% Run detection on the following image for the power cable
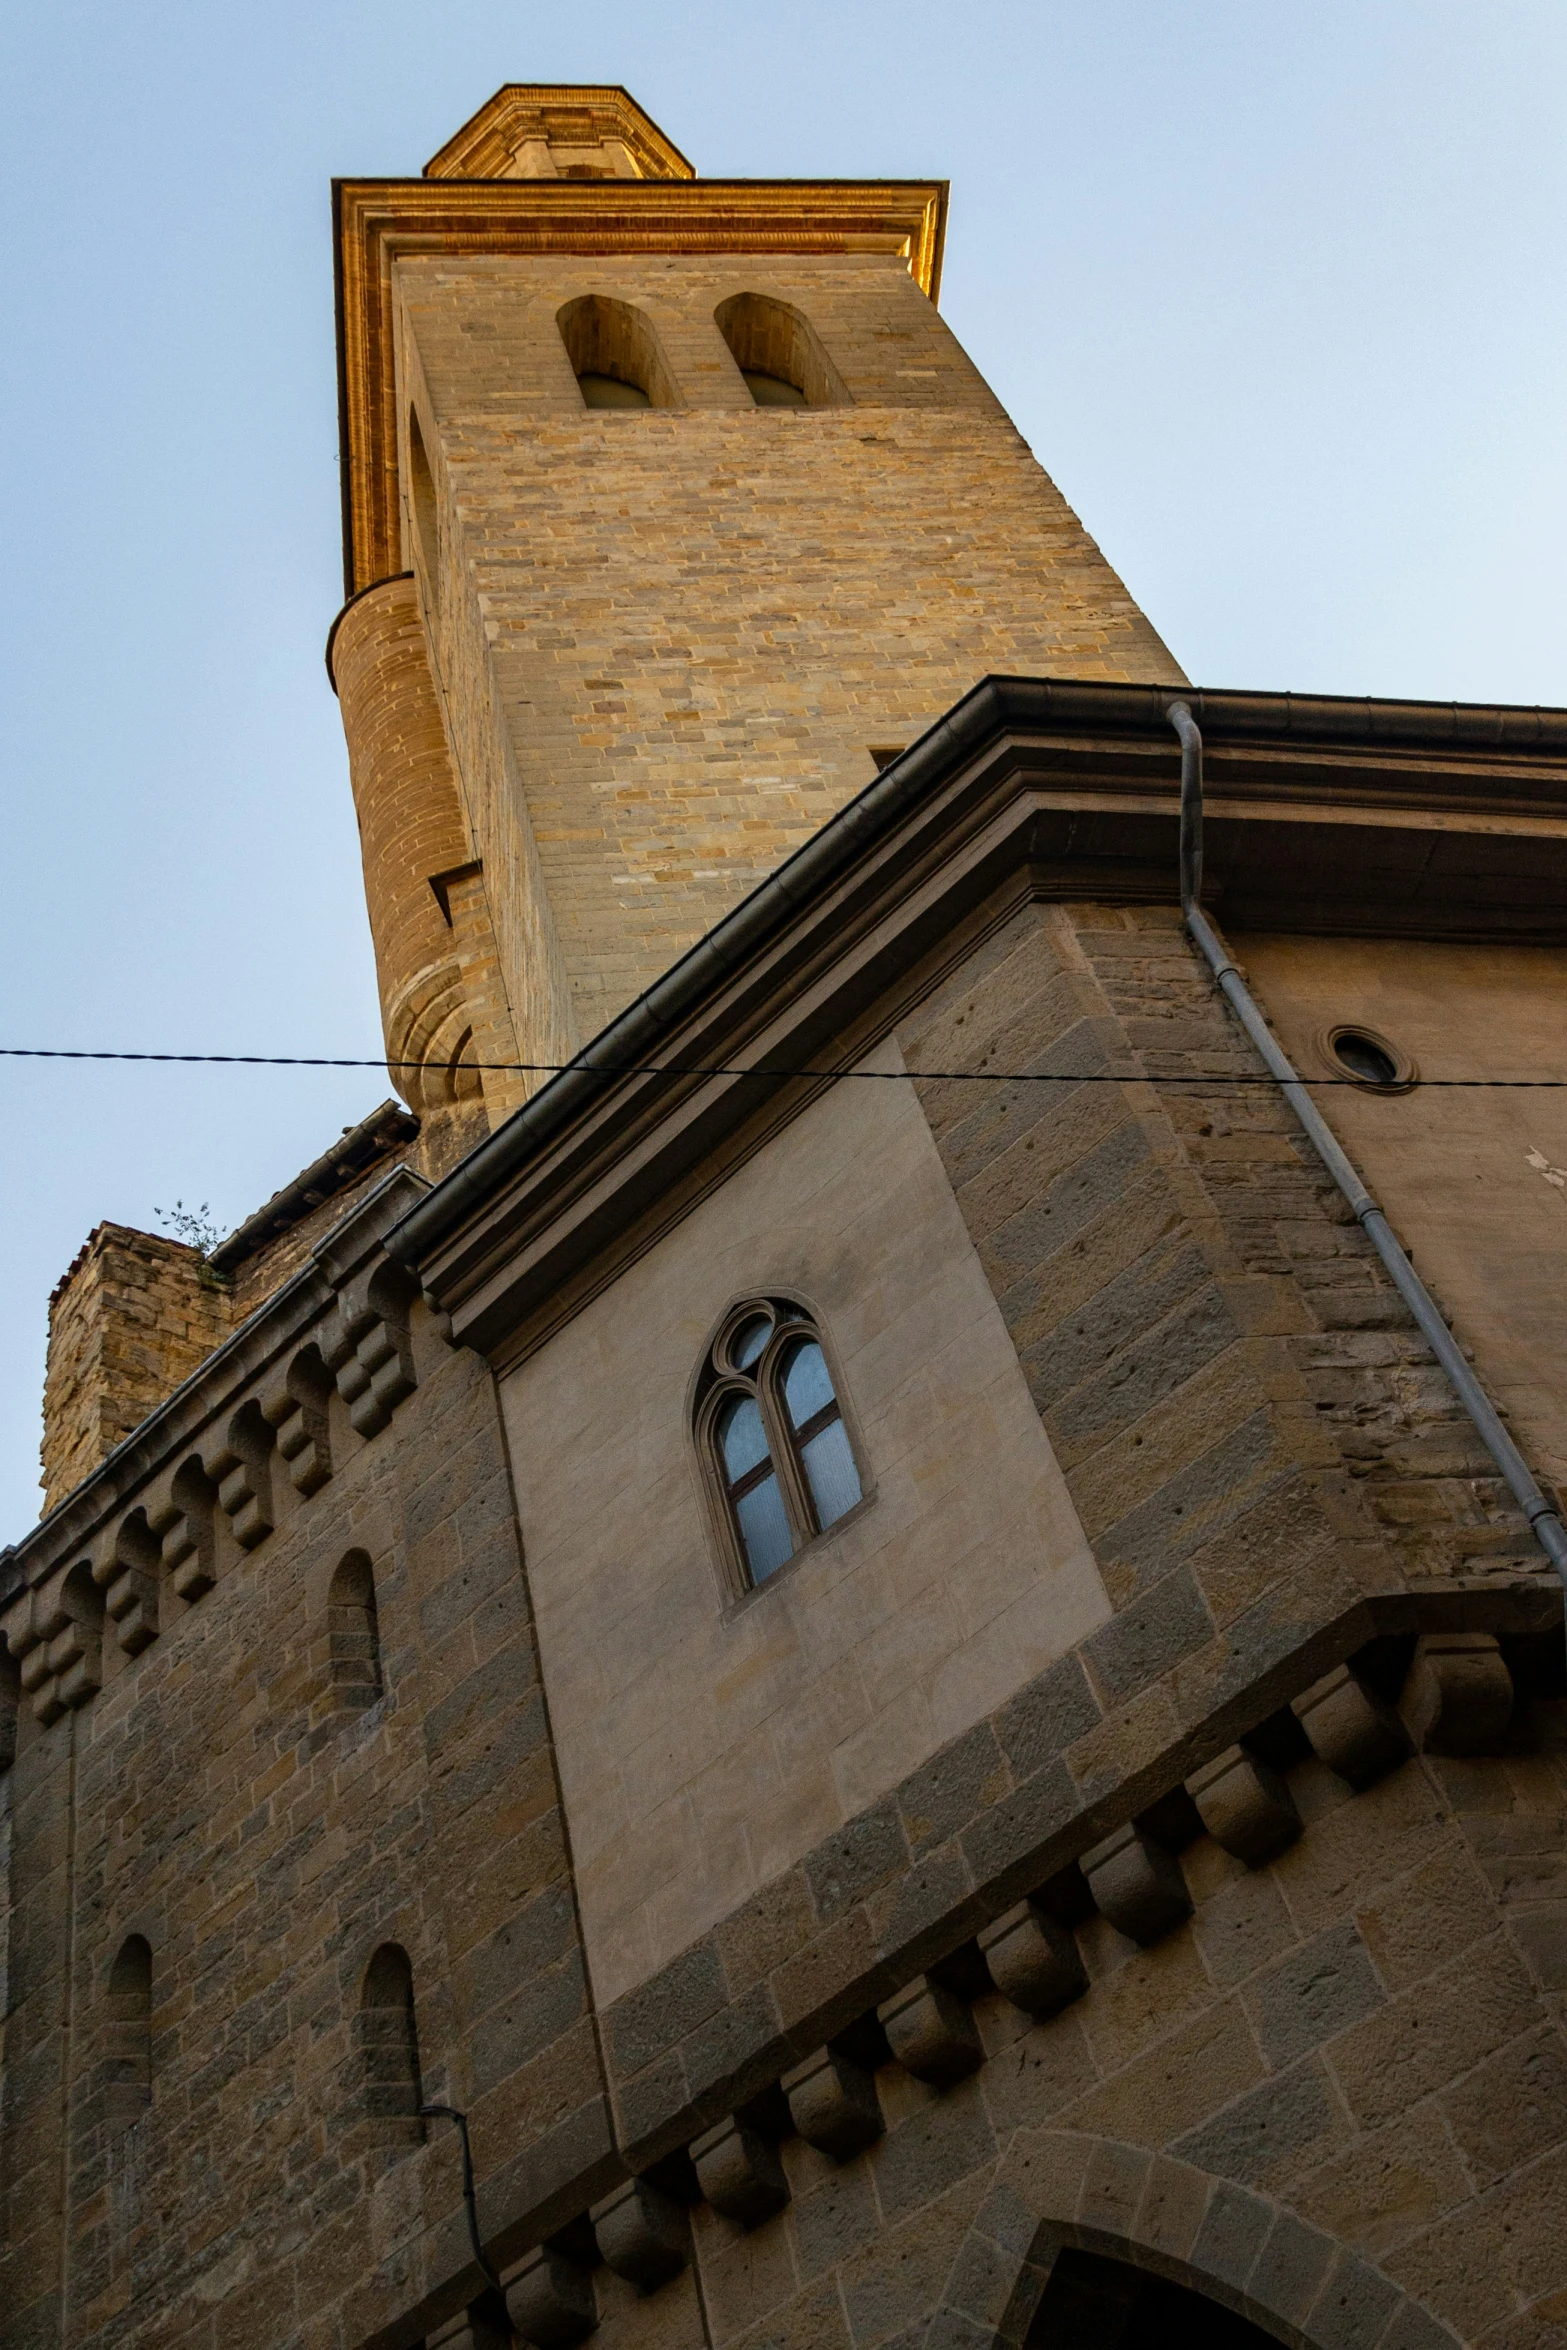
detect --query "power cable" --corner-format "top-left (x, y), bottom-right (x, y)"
top-left (0, 1047), bottom-right (1564, 1087)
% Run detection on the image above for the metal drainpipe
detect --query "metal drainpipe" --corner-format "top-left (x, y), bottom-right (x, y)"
top-left (1165, 698), bottom-right (1567, 1593)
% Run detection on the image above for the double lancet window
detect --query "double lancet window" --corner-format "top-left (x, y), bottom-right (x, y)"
top-left (696, 1300), bottom-right (863, 1590)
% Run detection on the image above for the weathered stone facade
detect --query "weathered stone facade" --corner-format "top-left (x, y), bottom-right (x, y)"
top-left (6, 82), bottom-right (1567, 2350)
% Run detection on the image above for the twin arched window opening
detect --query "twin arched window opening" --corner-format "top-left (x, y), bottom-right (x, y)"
top-left (697, 1300), bottom-right (863, 1589)
top-left (556, 290), bottom-right (845, 413)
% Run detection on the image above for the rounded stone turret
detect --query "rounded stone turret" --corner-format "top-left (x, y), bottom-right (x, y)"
top-left (327, 574), bottom-right (485, 1144)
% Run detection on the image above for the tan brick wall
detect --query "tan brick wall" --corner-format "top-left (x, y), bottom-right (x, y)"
top-left (399, 251), bottom-right (1185, 1060)
top-left (40, 1226), bottom-right (234, 1514)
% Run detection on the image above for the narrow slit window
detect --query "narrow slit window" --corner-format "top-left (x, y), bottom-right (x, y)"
top-left (328, 1549), bottom-right (384, 1711)
top-left (357, 1943), bottom-right (423, 2148)
top-left (104, 1934), bottom-right (152, 2133)
top-left (697, 1299), bottom-right (865, 1592)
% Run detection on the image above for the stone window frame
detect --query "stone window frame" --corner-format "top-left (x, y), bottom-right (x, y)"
top-left (691, 1293), bottom-right (870, 1601)
top-left (1314, 1020), bottom-right (1419, 1094)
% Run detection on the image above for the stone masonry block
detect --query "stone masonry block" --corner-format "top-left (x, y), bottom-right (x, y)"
top-left (1399, 1633), bottom-right (1515, 1757)
top-left (1189, 2177), bottom-right (1273, 2295)
top-left (1292, 1664), bottom-right (1411, 1791)
top-left (589, 2176), bottom-right (688, 2288)
top-left (1305, 2251), bottom-right (1403, 2350)
top-left (1248, 2209), bottom-right (1338, 2330)
top-left (689, 2115), bottom-right (790, 2228)
top-left (978, 1900), bottom-right (1087, 2021)
top-left (877, 1976), bottom-right (983, 2089)
top-left (1187, 1746), bottom-right (1302, 1868)
top-left (1082, 1823), bottom-right (1193, 1946)
top-left (781, 2045), bottom-right (885, 2160)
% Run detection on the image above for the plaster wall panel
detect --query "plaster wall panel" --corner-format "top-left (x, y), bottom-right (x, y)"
top-left (500, 1037), bottom-right (1111, 2009)
top-left (1239, 935), bottom-right (1567, 1490)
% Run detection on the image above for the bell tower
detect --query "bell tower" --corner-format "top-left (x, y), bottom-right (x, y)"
top-left (329, 86), bottom-right (1182, 1137)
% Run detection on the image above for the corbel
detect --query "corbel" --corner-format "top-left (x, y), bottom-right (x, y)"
top-left (35, 1561), bottom-right (103, 1718)
top-left (202, 1399), bottom-right (276, 1551)
top-left (978, 1898), bottom-right (1087, 2019)
top-left (780, 2044), bottom-right (884, 2159)
top-left (262, 1342), bottom-right (335, 1498)
top-left (325, 1260), bottom-right (420, 1439)
top-left (876, 1974), bottom-right (982, 2088)
top-left (588, 2177), bottom-right (688, 2288)
top-left (1081, 1821), bottom-right (1192, 1946)
top-left (95, 1510), bottom-right (162, 1657)
top-left (1186, 1744), bottom-right (1302, 1867)
top-left (1292, 1661), bottom-right (1411, 1789)
top-left (689, 2114), bottom-right (790, 2226)
top-left (1399, 1631), bottom-right (1515, 1756)
top-left (149, 1456), bottom-right (219, 1603)
top-left (3, 1590), bottom-right (52, 1723)
top-left (504, 2242), bottom-right (598, 2346)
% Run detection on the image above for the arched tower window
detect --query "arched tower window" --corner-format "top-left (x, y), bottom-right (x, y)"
top-left (557, 295), bottom-right (677, 410)
top-left (714, 292), bottom-right (847, 409)
top-left (104, 1933), bottom-right (152, 2133)
top-left (328, 1550), bottom-right (384, 1711)
top-left (358, 1943), bottom-right (423, 2145)
top-left (695, 1300), bottom-right (864, 1590)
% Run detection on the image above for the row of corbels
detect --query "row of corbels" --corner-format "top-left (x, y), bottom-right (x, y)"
top-left (1, 1263), bottom-right (424, 1729)
top-left (494, 1630), bottom-right (1516, 2346)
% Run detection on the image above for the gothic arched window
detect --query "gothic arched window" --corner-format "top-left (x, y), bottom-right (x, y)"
top-left (696, 1300), bottom-right (864, 1590)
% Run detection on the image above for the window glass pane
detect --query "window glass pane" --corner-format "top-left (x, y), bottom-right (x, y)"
top-left (735, 1471), bottom-right (794, 1583)
top-left (800, 1419), bottom-right (861, 1530)
top-left (781, 1339), bottom-right (835, 1431)
top-left (718, 1393), bottom-right (770, 1483)
top-left (1333, 1030), bottom-right (1398, 1085)
top-left (729, 1313), bottom-right (772, 1371)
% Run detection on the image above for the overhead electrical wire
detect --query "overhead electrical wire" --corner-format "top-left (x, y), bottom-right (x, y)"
top-left (0, 1046), bottom-right (1564, 1087)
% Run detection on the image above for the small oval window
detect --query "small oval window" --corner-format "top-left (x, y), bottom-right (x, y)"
top-left (1324, 1024), bottom-right (1415, 1091)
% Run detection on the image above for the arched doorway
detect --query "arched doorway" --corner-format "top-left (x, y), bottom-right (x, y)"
top-left (1030, 2246), bottom-right (1280, 2346)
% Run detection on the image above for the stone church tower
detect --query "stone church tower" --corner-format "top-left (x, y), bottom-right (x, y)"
top-left (5, 84), bottom-right (1567, 2350)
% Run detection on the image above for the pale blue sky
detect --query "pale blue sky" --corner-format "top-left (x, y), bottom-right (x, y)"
top-left (2, 0), bottom-right (1564, 1540)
